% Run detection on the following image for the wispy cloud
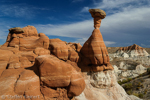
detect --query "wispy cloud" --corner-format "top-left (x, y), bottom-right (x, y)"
top-left (34, 4), bottom-right (150, 47)
top-left (81, 0), bottom-right (150, 14)
top-left (0, 4), bottom-right (49, 18)
top-left (47, 16), bottom-right (57, 20)
top-left (80, 7), bottom-right (90, 12)
top-left (141, 44), bottom-right (150, 48)
top-left (73, 38), bottom-right (88, 45)
top-left (104, 41), bottom-right (116, 47)
top-left (35, 20), bottom-right (93, 38)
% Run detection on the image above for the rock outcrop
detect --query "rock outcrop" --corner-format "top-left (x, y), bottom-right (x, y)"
top-left (80, 9), bottom-right (113, 72)
top-left (49, 39), bottom-right (80, 62)
top-left (115, 44), bottom-right (149, 57)
top-left (0, 69), bottom-right (41, 100)
top-left (0, 25), bottom-right (84, 99)
top-left (0, 9), bottom-right (141, 100)
top-left (2, 26), bottom-right (49, 51)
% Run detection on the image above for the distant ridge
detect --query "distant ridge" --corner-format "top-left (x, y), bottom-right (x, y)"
top-left (119, 44), bottom-right (143, 51)
top-left (116, 44), bottom-right (149, 57)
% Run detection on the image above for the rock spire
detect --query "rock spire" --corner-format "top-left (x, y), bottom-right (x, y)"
top-left (80, 9), bottom-right (113, 71)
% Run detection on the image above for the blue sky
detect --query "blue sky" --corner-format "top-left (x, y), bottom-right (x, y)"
top-left (0, 0), bottom-right (150, 47)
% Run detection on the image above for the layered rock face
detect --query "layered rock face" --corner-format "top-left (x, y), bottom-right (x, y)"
top-left (116, 44), bottom-right (149, 57)
top-left (0, 25), bottom-right (84, 100)
top-left (2, 25), bottom-right (49, 51)
top-left (80, 9), bottom-right (113, 72)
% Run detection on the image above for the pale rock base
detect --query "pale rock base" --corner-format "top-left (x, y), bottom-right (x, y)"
top-left (75, 70), bottom-right (141, 100)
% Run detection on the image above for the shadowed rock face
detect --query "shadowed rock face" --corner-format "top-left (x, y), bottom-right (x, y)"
top-left (80, 9), bottom-right (113, 72)
top-left (9, 27), bottom-right (24, 33)
top-left (89, 9), bottom-right (106, 19)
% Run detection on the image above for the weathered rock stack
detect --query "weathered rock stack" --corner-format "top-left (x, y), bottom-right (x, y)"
top-left (75, 9), bottom-right (139, 100)
top-left (80, 9), bottom-right (114, 72)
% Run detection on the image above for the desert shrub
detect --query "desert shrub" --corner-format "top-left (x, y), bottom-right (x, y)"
top-left (127, 78), bottom-right (132, 81)
top-left (133, 93), bottom-right (139, 97)
top-left (123, 83), bottom-right (132, 90)
top-left (118, 81), bottom-right (122, 85)
top-left (137, 82), bottom-right (142, 87)
top-left (136, 87), bottom-right (140, 90)
top-left (147, 68), bottom-right (150, 74)
top-left (127, 90), bottom-right (132, 95)
top-left (133, 93), bottom-right (144, 98)
top-left (118, 78), bottom-right (132, 85)
top-left (141, 79), bottom-right (144, 82)
top-left (144, 89), bottom-right (148, 94)
top-left (138, 93), bottom-right (144, 98)
top-left (141, 84), bottom-right (144, 88)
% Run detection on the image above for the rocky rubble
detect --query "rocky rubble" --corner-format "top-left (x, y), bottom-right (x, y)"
top-left (113, 64), bottom-right (147, 81)
top-left (0, 9), bottom-right (141, 100)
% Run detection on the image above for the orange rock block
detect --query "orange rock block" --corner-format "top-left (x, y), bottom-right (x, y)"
top-left (35, 55), bottom-right (85, 97)
top-left (49, 38), bottom-right (69, 60)
top-left (22, 25), bottom-right (38, 37)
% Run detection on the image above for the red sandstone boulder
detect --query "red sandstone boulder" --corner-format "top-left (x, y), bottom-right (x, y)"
top-left (19, 56), bottom-right (33, 68)
top-left (38, 33), bottom-right (46, 37)
top-left (35, 55), bottom-right (85, 97)
top-left (9, 27), bottom-right (24, 33)
top-left (66, 60), bottom-right (81, 72)
top-left (14, 70), bottom-right (41, 96)
top-left (40, 86), bottom-right (60, 98)
top-left (7, 54), bottom-right (20, 69)
top-left (0, 61), bottom-right (8, 75)
top-left (0, 69), bottom-right (41, 99)
top-left (2, 26), bottom-right (49, 51)
top-left (33, 47), bottom-right (50, 56)
top-left (22, 25), bottom-right (38, 37)
top-left (35, 55), bottom-right (72, 87)
top-left (19, 51), bottom-right (38, 62)
top-left (67, 42), bottom-right (82, 52)
top-left (40, 86), bottom-right (70, 99)
top-left (49, 38), bottom-right (68, 60)
top-left (0, 49), bottom-right (14, 61)
top-left (8, 37), bottom-right (20, 47)
top-left (0, 47), bottom-right (19, 54)
top-left (49, 39), bottom-right (80, 62)
top-left (68, 47), bottom-right (79, 63)
top-left (68, 70), bottom-right (85, 97)
top-left (19, 36), bottom-right (49, 51)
